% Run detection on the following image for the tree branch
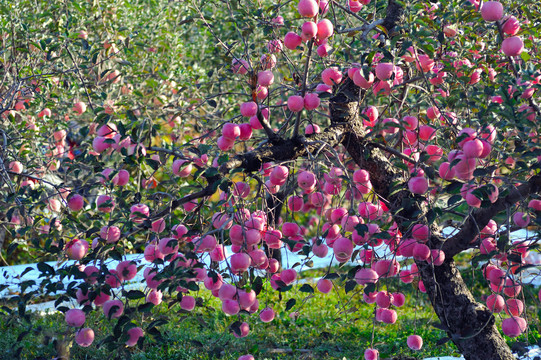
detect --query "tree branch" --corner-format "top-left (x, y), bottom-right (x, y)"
top-left (442, 175), bottom-right (541, 258)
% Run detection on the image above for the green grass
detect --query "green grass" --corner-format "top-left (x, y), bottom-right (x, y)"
top-left (0, 271), bottom-right (539, 360)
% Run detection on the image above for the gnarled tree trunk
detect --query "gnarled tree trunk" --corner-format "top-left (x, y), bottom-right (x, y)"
top-left (329, 78), bottom-right (515, 360)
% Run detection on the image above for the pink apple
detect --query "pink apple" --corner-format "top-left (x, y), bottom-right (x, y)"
top-left (355, 268), bottom-right (379, 285)
top-left (375, 63), bottom-right (394, 81)
top-left (281, 268), bottom-right (297, 285)
top-left (502, 317), bottom-right (527, 337)
top-left (297, 171), bottom-right (316, 190)
top-left (67, 194), bottom-right (84, 211)
top-left (65, 239), bottom-right (88, 261)
top-left (232, 59), bottom-right (249, 74)
top-left (487, 294), bottom-right (505, 313)
top-left (333, 237), bottom-right (353, 261)
top-left (180, 295), bottom-right (196, 311)
top-left (375, 291), bottom-right (392, 308)
top-left (416, 55), bottom-right (434, 72)
top-left (321, 67), bottom-right (343, 86)
top-left (230, 253), bottom-right (251, 274)
top-left (317, 43), bottom-right (331, 57)
top-left (96, 195), bottom-right (115, 213)
top-left (513, 212), bottom-right (530, 228)
top-left (380, 308), bottom-right (397, 324)
top-left (240, 101), bottom-right (258, 117)
top-left (172, 159), bottom-right (193, 177)
top-left (501, 36), bottom-right (524, 57)
top-left (103, 299), bottom-right (124, 319)
top-left (298, 0), bottom-right (318, 17)
top-left (505, 299), bottom-right (524, 317)
top-left (412, 224), bottom-right (429, 242)
top-left (353, 71), bottom-right (375, 89)
top-left (502, 16), bottom-right (520, 35)
top-left (284, 32), bottom-right (302, 50)
top-left (408, 176), bottom-right (428, 194)
top-left (407, 335), bottom-right (423, 350)
top-left (304, 93), bottom-right (320, 110)
top-left (260, 307), bottom-right (275, 322)
top-left (288, 95), bottom-right (304, 112)
top-left (222, 123), bottom-right (241, 140)
top-left (267, 40), bottom-right (282, 53)
top-left (126, 327), bottom-right (144, 347)
top-left (317, 278), bottom-right (333, 293)
top-left (222, 299), bottom-right (240, 315)
top-left (73, 102), bottom-right (87, 115)
top-left (217, 136), bottom-right (235, 151)
top-left (349, 0), bottom-right (363, 12)
top-left (269, 165), bottom-right (289, 186)
top-left (413, 243), bottom-right (430, 261)
top-left (9, 161), bottom-right (23, 174)
top-left (75, 328), bottom-right (94, 347)
top-left (116, 260), bottom-right (137, 281)
top-left (238, 355), bottom-right (255, 360)
top-left (481, 1), bottom-right (503, 22)
top-left (301, 21), bottom-right (318, 41)
top-left (317, 19), bottom-right (334, 40)
top-left (257, 70), bottom-right (274, 87)
top-left (463, 139), bottom-right (484, 158)
top-left (528, 199), bottom-right (541, 211)
top-left (100, 225), bottom-right (120, 243)
top-left (364, 348), bottom-right (379, 360)
top-left (65, 309), bottom-right (86, 327)
top-left (391, 292), bottom-right (405, 307)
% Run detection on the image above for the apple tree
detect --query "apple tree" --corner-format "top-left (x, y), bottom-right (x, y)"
top-left (1, 0), bottom-right (541, 360)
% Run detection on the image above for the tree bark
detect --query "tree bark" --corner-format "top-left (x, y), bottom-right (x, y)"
top-left (416, 259), bottom-right (514, 360)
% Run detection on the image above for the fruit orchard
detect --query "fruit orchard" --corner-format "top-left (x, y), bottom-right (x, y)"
top-left (1, 0), bottom-right (541, 359)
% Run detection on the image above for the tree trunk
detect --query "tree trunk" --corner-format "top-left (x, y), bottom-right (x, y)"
top-left (328, 78), bottom-right (515, 360)
top-left (417, 259), bottom-right (514, 360)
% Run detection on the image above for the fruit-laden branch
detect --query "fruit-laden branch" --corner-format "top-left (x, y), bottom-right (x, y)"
top-left (442, 174), bottom-right (541, 258)
top-left (218, 123), bottom-right (348, 174)
top-left (149, 125), bottom-right (350, 221)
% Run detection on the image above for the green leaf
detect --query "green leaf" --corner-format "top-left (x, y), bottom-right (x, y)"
top-left (445, 181), bottom-right (462, 194)
top-left (37, 262), bottom-right (55, 277)
top-left (252, 276), bottom-right (263, 295)
top-left (345, 280), bottom-right (357, 294)
top-left (472, 251), bottom-right (498, 268)
top-left (138, 302), bottom-right (154, 313)
top-left (447, 195), bottom-right (462, 206)
top-left (363, 282), bottom-right (375, 295)
top-left (497, 234), bottom-right (509, 252)
top-left (473, 168), bottom-right (487, 177)
top-left (299, 284), bottom-right (314, 293)
top-left (126, 290), bottom-right (146, 300)
top-left (285, 298), bottom-right (296, 311)
top-left (7, 242), bottom-right (18, 256)
top-left (145, 158), bottom-right (161, 171)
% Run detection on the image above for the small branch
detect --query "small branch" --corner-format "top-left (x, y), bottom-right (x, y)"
top-left (330, 0), bottom-right (368, 25)
top-left (65, 45), bottom-right (95, 113)
top-left (292, 39), bottom-right (315, 138)
top-left (369, 141), bottom-right (416, 165)
top-left (337, 19), bottom-right (384, 41)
